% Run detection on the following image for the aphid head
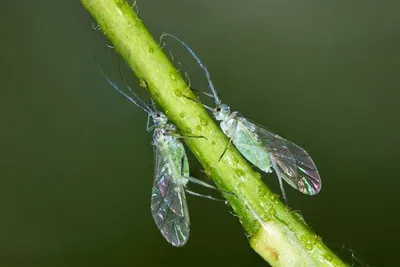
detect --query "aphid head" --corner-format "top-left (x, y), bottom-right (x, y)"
top-left (214, 103), bottom-right (230, 121)
top-left (152, 112), bottom-right (168, 127)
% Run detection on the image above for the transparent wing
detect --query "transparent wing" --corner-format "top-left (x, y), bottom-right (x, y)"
top-left (151, 143), bottom-right (190, 247)
top-left (240, 117), bottom-right (322, 195)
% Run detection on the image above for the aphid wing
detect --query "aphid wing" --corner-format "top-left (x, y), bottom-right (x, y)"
top-left (182, 153), bottom-right (190, 178)
top-left (231, 120), bottom-right (276, 174)
top-left (151, 144), bottom-right (190, 247)
top-left (279, 139), bottom-right (322, 195)
top-left (240, 118), bottom-right (321, 195)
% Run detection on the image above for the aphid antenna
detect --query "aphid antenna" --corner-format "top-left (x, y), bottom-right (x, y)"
top-left (118, 59), bottom-right (163, 126)
top-left (160, 32), bottom-right (222, 105)
top-left (118, 59), bottom-right (154, 114)
top-left (93, 50), bottom-right (153, 115)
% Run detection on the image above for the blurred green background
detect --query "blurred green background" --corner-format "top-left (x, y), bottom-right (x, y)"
top-left (1, 0), bottom-right (399, 266)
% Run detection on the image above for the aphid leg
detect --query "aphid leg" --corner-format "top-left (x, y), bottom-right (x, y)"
top-left (160, 33), bottom-right (221, 104)
top-left (186, 176), bottom-right (235, 197)
top-left (186, 135), bottom-right (208, 140)
top-left (277, 174), bottom-right (288, 205)
top-left (190, 87), bottom-right (215, 99)
top-left (169, 49), bottom-right (175, 62)
top-left (341, 245), bottom-right (370, 267)
top-left (218, 138), bottom-right (232, 162)
top-left (218, 120), bottom-right (238, 162)
top-left (168, 132), bottom-right (208, 141)
top-left (184, 72), bottom-right (191, 88)
top-left (179, 157), bottom-right (235, 197)
top-left (226, 204), bottom-right (239, 217)
top-left (146, 114), bottom-right (155, 132)
top-left (183, 95), bottom-right (214, 111)
top-left (228, 208), bottom-right (239, 217)
top-left (185, 188), bottom-right (225, 202)
top-left (182, 94), bottom-right (200, 103)
top-left (91, 22), bottom-right (101, 31)
top-left (158, 34), bottom-right (167, 49)
top-left (131, 0), bottom-right (139, 15)
top-left (150, 98), bottom-right (157, 111)
top-left (177, 61), bottom-right (183, 72)
top-left (269, 153), bottom-right (288, 204)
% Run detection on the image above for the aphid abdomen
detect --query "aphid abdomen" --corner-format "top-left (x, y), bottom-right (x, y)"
top-left (162, 134), bottom-right (189, 186)
top-left (233, 121), bottom-right (273, 174)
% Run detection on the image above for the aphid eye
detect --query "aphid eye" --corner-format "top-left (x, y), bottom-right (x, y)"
top-left (156, 113), bottom-right (161, 118)
top-left (216, 107), bottom-right (221, 112)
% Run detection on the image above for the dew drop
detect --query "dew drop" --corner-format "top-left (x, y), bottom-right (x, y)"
top-left (116, 0), bottom-right (123, 8)
top-left (149, 47), bottom-right (155, 53)
top-left (300, 235), bottom-right (313, 250)
top-left (304, 243), bottom-right (313, 251)
top-left (200, 118), bottom-right (208, 126)
top-left (270, 194), bottom-right (279, 201)
top-left (139, 79), bottom-right (147, 88)
top-left (234, 168), bottom-right (246, 177)
top-left (179, 112), bottom-right (185, 118)
top-left (204, 169), bottom-right (212, 178)
top-left (299, 235), bottom-right (314, 251)
top-left (186, 127), bottom-right (192, 134)
top-left (259, 211), bottom-right (269, 222)
top-left (237, 182), bottom-right (244, 189)
top-left (195, 125), bottom-right (202, 131)
top-left (300, 234), bottom-right (308, 242)
top-left (251, 220), bottom-right (259, 231)
top-left (323, 254), bottom-right (333, 262)
top-left (292, 211), bottom-right (306, 224)
top-left (211, 140), bottom-right (216, 145)
top-left (267, 207), bottom-right (276, 216)
top-left (170, 73), bottom-right (176, 81)
top-left (174, 89), bottom-right (182, 97)
top-left (257, 186), bottom-right (266, 197)
top-left (311, 235), bottom-right (321, 244)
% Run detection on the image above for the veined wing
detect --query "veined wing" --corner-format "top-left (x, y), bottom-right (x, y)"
top-left (239, 117), bottom-right (321, 195)
top-left (151, 143), bottom-right (190, 247)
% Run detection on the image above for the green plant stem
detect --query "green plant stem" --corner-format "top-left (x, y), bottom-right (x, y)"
top-left (81, 1), bottom-right (348, 266)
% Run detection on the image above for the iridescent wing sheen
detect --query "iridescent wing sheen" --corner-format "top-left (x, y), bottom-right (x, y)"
top-left (239, 117), bottom-right (322, 195)
top-left (151, 143), bottom-right (190, 247)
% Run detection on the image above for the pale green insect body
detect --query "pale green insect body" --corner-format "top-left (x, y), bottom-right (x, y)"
top-left (160, 33), bottom-right (322, 198)
top-left (153, 122), bottom-right (190, 185)
top-left (149, 113), bottom-right (190, 247)
top-left (214, 103), bottom-right (320, 197)
top-left (96, 61), bottom-right (192, 247)
top-left (219, 109), bottom-right (273, 174)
